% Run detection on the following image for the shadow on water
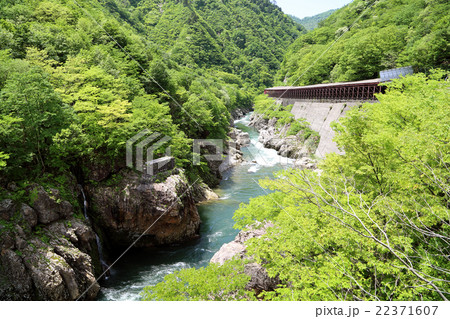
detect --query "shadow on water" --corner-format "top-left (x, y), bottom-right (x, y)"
top-left (98, 113), bottom-right (293, 300)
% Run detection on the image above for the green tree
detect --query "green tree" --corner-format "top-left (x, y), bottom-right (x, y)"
top-left (279, 0), bottom-right (449, 85)
top-left (142, 260), bottom-right (255, 301)
top-left (0, 66), bottom-right (68, 177)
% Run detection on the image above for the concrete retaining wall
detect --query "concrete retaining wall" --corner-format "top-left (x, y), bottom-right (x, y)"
top-left (278, 99), bottom-right (370, 158)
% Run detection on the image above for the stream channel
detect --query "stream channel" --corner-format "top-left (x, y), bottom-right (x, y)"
top-left (99, 113), bottom-right (293, 300)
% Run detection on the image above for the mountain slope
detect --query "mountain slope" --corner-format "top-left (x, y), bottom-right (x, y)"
top-left (0, 0), bottom-right (302, 300)
top-left (279, 0), bottom-right (449, 86)
top-left (103, 0), bottom-right (302, 88)
top-left (289, 9), bottom-right (336, 31)
top-left (0, 0), bottom-right (301, 185)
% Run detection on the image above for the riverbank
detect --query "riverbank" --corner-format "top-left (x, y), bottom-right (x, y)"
top-left (248, 112), bottom-right (318, 169)
top-left (98, 113), bottom-right (294, 300)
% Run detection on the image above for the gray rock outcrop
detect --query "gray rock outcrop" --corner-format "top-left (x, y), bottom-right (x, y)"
top-left (0, 186), bottom-right (100, 300)
top-left (230, 107), bottom-right (252, 122)
top-left (32, 186), bottom-right (73, 224)
top-left (192, 182), bottom-right (219, 203)
top-left (87, 169), bottom-right (201, 248)
top-left (0, 199), bottom-right (15, 221)
top-left (232, 128), bottom-right (251, 148)
top-left (216, 129), bottom-right (245, 174)
top-left (294, 157), bottom-right (318, 170)
top-left (211, 222), bottom-right (280, 293)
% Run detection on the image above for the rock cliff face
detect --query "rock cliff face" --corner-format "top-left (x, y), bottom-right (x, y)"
top-left (217, 128), bottom-right (248, 174)
top-left (231, 128), bottom-right (251, 148)
top-left (200, 128), bottom-right (247, 179)
top-left (230, 107), bottom-right (252, 122)
top-left (192, 182), bottom-right (219, 203)
top-left (211, 222), bottom-right (280, 294)
top-left (87, 169), bottom-right (200, 249)
top-left (0, 166), bottom-right (211, 300)
top-left (0, 187), bottom-right (100, 300)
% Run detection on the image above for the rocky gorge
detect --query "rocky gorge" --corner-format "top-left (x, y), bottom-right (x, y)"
top-left (98, 111), bottom-right (298, 300)
top-left (0, 167), bottom-right (216, 300)
top-left (0, 110), bottom-right (253, 301)
top-left (0, 107), bottom-right (316, 301)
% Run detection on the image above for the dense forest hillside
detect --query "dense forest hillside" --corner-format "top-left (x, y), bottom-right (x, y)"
top-left (0, 0), bottom-right (300, 300)
top-left (142, 0), bottom-right (450, 302)
top-left (0, 0), bottom-right (449, 302)
top-left (289, 9), bottom-right (336, 31)
top-left (145, 72), bottom-right (450, 301)
top-left (0, 0), bottom-right (299, 186)
top-left (127, 0), bottom-right (303, 87)
top-left (279, 0), bottom-right (449, 86)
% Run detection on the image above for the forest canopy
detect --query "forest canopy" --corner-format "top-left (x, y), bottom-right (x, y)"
top-left (278, 0), bottom-right (449, 86)
top-left (0, 0), bottom-right (448, 302)
top-left (144, 72), bottom-right (450, 301)
top-left (0, 0), bottom-right (299, 186)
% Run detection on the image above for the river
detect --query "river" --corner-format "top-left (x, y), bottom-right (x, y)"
top-left (98, 113), bottom-right (293, 301)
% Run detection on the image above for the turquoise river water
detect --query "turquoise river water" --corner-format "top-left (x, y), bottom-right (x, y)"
top-left (98, 113), bottom-right (293, 300)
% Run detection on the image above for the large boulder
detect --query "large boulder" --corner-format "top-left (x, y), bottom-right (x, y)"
top-left (294, 157), bottom-right (318, 170)
top-left (87, 169), bottom-right (201, 249)
top-left (211, 222), bottom-right (280, 293)
top-left (250, 112), bottom-right (319, 160)
top-left (30, 186), bottom-right (73, 224)
top-left (21, 237), bottom-right (99, 301)
top-left (0, 249), bottom-right (33, 300)
top-left (219, 149), bottom-right (244, 174)
top-left (244, 263), bottom-right (280, 293)
top-left (19, 204), bottom-right (38, 230)
top-left (229, 128), bottom-right (251, 148)
top-left (210, 241), bottom-right (246, 264)
top-left (84, 159), bottom-right (125, 183)
top-left (0, 177), bottom-right (101, 301)
top-left (217, 129), bottom-right (245, 174)
top-left (248, 113), bottom-right (269, 131)
top-left (230, 108), bottom-right (251, 121)
top-left (192, 183), bottom-right (219, 203)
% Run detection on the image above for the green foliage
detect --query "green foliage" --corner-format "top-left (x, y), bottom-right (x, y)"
top-left (1, 0), bottom-right (447, 302)
top-left (142, 259), bottom-right (255, 301)
top-left (244, 73), bottom-right (450, 300)
top-left (109, 0), bottom-right (301, 89)
top-left (34, 225), bottom-right (50, 244)
top-left (286, 118), bottom-right (319, 143)
top-left (286, 118), bottom-right (308, 136)
top-left (145, 74), bottom-right (450, 301)
top-left (253, 94), bottom-right (319, 148)
top-left (253, 94), bottom-right (294, 124)
top-left (0, 0), bottom-right (269, 185)
top-left (0, 152), bottom-right (9, 169)
top-left (279, 0), bottom-right (450, 85)
top-left (29, 188), bottom-right (38, 206)
top-left (0, 64), bottom-right (69, 178)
